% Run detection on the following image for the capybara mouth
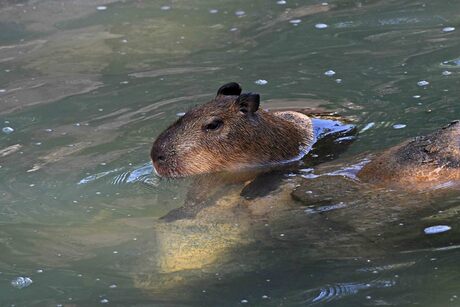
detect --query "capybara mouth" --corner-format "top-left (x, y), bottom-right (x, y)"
top-left (151, 160), bottom-right (188, 178)
top-left (152, 162), bottom-right (175, 178)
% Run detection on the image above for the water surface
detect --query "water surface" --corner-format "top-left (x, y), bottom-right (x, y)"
top-left (2, 0), bottom-right (460, 306)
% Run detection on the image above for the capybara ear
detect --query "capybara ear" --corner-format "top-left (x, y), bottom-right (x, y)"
top-left (236, 93), bottom-right (260, 114)
top-left (216, 82), bottom-right (242, 96)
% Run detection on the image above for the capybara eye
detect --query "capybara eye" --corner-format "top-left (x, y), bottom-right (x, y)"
top-left (203, 119), bottom-right (223, 131)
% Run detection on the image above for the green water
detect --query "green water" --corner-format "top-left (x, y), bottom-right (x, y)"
top-left (1, 0), bottom-right (460, 306)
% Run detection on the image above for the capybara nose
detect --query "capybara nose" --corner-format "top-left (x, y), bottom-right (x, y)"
top-left (150, 145), bottom-right (166, 164)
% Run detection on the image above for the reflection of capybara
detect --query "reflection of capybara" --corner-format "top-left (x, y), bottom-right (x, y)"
top-left (151, 82), bottom-right (315, 177)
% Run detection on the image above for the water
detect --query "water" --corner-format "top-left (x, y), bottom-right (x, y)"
top-left (1, 0), bottom-right (460, 305)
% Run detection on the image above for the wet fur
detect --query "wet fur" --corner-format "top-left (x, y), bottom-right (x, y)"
top-left (152, 94), bottom-right (313, 177)
top-left (358, 121), bottom-right (460, 189)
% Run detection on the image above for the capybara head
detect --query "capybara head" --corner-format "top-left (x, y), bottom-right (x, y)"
top-left (151, 82), bottom-right (309, 177)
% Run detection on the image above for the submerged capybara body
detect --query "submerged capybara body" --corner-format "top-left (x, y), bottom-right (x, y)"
top-left (151, 82), bottom-right (313, 177)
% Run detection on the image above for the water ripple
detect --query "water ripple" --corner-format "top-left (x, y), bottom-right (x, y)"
top-left (78, 163), bottom-right (157, 186)
top-left (111, 163), bottom-right (156, 185)
top-left (301, 280), bottom-right (395, 305)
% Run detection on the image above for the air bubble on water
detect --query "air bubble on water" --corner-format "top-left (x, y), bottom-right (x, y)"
top-left (109, 284), bottom-right (117, 289)
top-left (2, 127), bottom-right (14, 134)
top-left (277, 0), bottom-right (287, 5)
top-left (241, 299), bottom-right (249, 304)
top-left (412, 95), bottom-right (421, 99)
top-left (442, 70), bottom-right (452, 76)
top-left (120, 81), bottom-right (129, 84)
top-left (255, 79), bottom-right (268, 85)
top-left (96, 6), bottom-right (107, 11)
top-left (0, 89), bottom-right (6, 93)
top-left (417, 80), bottom-right (429, 87)
top-left (262, 295), bottom-right (269, 299)
top-left (230, 27), bottom-right (238, 32)
top-left (315, 23), bottom-right (328, 29)
top-left (424, 225), bottom-right (451, 234)
top-left (113, 250), bottom-right (119, 254)
top-left (176, 112), bottom-right (186, 117)
top-left (100, 298), bottom-right (109, 304)
top-left (161, 5), bottom-right (171, 11)
top-left (324, 70), bottom-right (336, 77)
top-left (442, 27), bottom-right (455, 33)
top-left (322, 2), bottom-right (329, 5)
top-left (209, 9), bottom-right (218, 14)
top-left (335, 78), bottom-right (342, 83)
top-left (235, 10), bottom-right (245, 17)
top-left (11, 277), bottom-right (33, 289)
top-left (289, 19), bottom-right (301, 25)
top-left (393, 124), bottom-right (406, 129)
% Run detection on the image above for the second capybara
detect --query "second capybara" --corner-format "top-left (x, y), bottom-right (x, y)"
top-left (358, 120), bottom-right (460, 189)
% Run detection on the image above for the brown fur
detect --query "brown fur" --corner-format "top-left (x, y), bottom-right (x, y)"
top-left (358, 120), bottom-right (460, 189)
top-left (151, 85), bottom-right (314, 177)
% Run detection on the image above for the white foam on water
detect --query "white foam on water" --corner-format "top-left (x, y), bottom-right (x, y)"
top-left (289, 19), bottom-right (302, 24)
top-left (11, 276), bottom-right (33, 289)
top-left (424, 225), bottom-right (451, 235)
top-left (442, 27), bottom-right (455, 33)
top-left (392, 124), bottom-right (406, 129)
top-left (417, 80), bottom-right (429, 87)
top-left (2, 127), bottom-right (14, 134)
top-left (254, 79), bottom-right (268, 85)
top-left (315, 23), bottom-right (328, 29)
